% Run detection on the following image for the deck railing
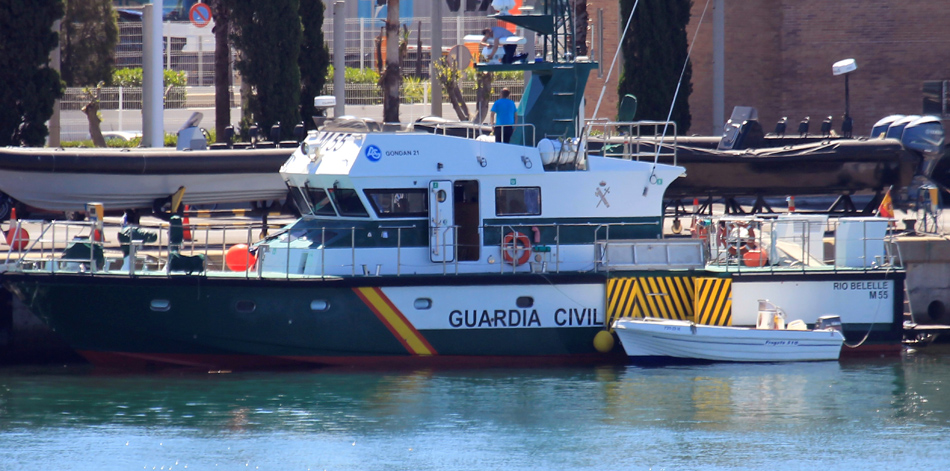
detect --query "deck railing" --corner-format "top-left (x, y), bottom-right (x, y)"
top-left (1, 215), bottom-right (902, 279)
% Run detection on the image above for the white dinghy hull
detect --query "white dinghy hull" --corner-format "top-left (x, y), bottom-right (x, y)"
top-left (614, 318), bottom-right (845, 362)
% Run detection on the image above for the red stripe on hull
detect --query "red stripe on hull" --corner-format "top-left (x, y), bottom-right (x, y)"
top-left (78, 350), bottom-right (629, 370)
top-left (839, 343), bottom-right (903, 357)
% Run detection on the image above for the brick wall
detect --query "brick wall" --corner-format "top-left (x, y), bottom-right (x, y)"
top-left (582, 0), bottom-right (623, 121)
top-left (590, 0), bottom-right (950, 137)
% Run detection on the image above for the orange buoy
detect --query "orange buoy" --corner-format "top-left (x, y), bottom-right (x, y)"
top-left (225, 244), bottom-right (257, 271)
top-left (742, 249), bottom-right (768, 267)
top-left (5, 207), bottom-right (29, 250)
top-left (182, 205), bottom-right (192, 241)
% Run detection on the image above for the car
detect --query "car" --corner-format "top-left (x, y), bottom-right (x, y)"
top-left (102, 131), bottom-right (143, 143)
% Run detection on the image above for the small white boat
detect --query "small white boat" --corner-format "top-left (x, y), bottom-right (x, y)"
top-left (614, 314), bottom-right (845, 363)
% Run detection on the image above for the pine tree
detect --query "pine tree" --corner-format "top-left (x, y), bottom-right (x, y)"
top-left (299, 0), bottom-right (330, 131)
top-left (230, 0), bottom-right (302, 139)
top-left (618, 0), bottom-right (692, 134)
top-left (0, 0), bottom-right (66, 146)
top-left (61, 0), bottom-right (119, 87)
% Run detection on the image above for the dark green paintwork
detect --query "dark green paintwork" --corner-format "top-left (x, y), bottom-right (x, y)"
top-left (5, 273), bottom-right (618, 367)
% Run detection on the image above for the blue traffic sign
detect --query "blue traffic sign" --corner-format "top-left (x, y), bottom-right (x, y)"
top-left (189, 2), bottom-right (212, 28)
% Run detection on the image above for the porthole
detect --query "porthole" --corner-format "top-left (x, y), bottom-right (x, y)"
top-left (437, 189), bottom-right (447, 203)
top-left (235, 300), bottom-right (256, 313)
top-left (414, 298), bottom-right (433, 310)
top-left (516, 296), bottom-right (534, 308)
top-left (150, 299), bottom-right (171, 312)
top-left (310, 299), bottom-right (330, 311)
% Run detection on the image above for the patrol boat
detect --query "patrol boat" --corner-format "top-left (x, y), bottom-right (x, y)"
top-left (0, 1), bottom-right (905, 369)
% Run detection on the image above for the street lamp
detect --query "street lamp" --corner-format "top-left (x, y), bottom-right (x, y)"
top-left (833, 58), bottom-right (857, 138)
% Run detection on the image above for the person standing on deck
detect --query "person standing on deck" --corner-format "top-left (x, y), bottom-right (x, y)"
top-left (490, 88), bottom-right (517, 143)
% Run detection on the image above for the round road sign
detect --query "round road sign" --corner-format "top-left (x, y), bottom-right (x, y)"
top-left (189, 2), bottom-right (212, 28)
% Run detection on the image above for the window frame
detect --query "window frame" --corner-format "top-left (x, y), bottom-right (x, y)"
top-left (495, 187), bottom-right (541, 217)
top-left (328, 188), bottom-right (370, 217)
top-left (364, 189), bottom-right (429, 218)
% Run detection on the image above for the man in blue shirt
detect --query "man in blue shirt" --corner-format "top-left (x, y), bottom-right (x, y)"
top-left (490, 88), bottom-right (517, 143)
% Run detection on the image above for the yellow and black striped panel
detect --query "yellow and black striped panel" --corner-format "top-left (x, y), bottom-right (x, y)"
top-left (694, 277), bottom-right (732, 326)
top-left (607, 277), bottom-right (640, 325)
top-left (637, 276), bottom-right (694, 320)
top-left (607, 276), bottom-right (694, 324)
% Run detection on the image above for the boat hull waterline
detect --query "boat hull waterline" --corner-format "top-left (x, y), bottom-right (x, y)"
top-left (5, 273), bottom-right (627, 369)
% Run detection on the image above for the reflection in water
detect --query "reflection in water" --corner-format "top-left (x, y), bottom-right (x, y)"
top-left (1, 351), bottom-right (950, 470)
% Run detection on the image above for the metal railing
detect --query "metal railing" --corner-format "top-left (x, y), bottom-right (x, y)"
top-left (3, 215), bottom-right (902, 280)
top-left (703, 216), bottom-right (902, 274)
top-left (584, 119), bottom-right (679, 166)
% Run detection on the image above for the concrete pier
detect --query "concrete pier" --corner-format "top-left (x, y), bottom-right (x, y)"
top-left (894, 235), bottom-right (950, 325)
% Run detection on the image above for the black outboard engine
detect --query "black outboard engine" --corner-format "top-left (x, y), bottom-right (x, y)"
top-left (902, 116), bottom-right (946, 180)
top-left (718, 106), bottom-right (765, 150)
top-left (870, 114), bottom-right (904, 139)
top-left (885, 115), bottom-right (920, 140)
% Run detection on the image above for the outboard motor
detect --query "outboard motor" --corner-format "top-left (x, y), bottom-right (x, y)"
top-left (902, 116), bottom-right (946, 179)
top-left (718, 106), bottom-right (764, 150)
top-left (870, 114), bottom-right (903, 139)
top-left (176, 112), bottom-right (207, 151)
top-left (885, 115), bottom-right (920, 140)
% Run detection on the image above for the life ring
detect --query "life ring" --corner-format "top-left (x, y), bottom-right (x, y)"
top-left (502, 231), bottom-right (532, 266)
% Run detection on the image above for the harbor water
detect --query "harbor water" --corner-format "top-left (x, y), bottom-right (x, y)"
top-left (2, 349), bottom-right (950, 470)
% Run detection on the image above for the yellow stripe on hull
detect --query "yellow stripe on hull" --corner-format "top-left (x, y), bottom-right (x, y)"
top-left (353, 287), bottom-right (436, 356)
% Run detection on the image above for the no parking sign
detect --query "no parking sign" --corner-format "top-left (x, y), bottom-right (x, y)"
top-left (189, 2), bottom-right (212, 28)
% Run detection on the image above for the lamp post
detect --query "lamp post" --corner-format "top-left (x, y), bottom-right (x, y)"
top-left (833, 58), bottom-right (857, 138)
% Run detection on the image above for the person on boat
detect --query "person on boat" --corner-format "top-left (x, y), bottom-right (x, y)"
top-left (490, 88), bottom-right (517, 143)
top-left (480, 27), bottom-right (527, 64)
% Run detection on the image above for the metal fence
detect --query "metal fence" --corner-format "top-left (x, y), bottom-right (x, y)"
top-left (319, 80), bottom-right (524, 105)
top-left (112, 17), bottom-right (529, 86)
top-left (322, 16), bottom-right (510, 74)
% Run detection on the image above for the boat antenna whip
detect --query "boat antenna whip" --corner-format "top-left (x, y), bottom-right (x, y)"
top-left (645, 0), bottom-right (712, 193)
top-left (577, 0), bottom-right (639, 168)
top-left (590, 0), bottom-right (639, 121)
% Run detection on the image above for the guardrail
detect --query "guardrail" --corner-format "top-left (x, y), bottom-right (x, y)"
top-left (584, 119), bottom-right (679, 166)
top-left (1, 216), bottom-right (902, 279)
top-left (702, 216), bottom-right (903, 274)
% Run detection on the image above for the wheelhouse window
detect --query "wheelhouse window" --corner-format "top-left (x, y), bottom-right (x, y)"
top-left (290, 187), bottom-right (336, 216)
top-left (329, 188), bottom-right (369, 217)
top-left (495, 187), bottom-right (541, 216)
top-left (364, 189), bottom-right (428, 218)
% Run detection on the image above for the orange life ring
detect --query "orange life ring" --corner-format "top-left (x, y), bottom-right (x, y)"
top-left (502, 232), bottom-right (532, 266)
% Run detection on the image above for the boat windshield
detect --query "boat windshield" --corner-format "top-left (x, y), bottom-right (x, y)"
top-left (329, 188), bottom-right (370, 217)
top-left (289, 187), bottom-right (337, 216)
top-left (365, 189), bottom-right (428, 218)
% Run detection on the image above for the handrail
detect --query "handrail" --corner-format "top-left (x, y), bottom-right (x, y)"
top-left (583, 119), bottom-right (678, 166)
top-left (4, 215), bottom-right (902, 279)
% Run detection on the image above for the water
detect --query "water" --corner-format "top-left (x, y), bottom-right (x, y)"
top-left (2, 348), bottom-right (950, 470)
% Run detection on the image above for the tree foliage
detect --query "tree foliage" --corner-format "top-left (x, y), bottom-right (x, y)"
top-left (230, 0), bottom-right (302, 138)
top-left (299, 0), bottom-right (330, 131)
top-left (617, 0), bottom-right (692, 134)
top-left (61, 0), bottom-right (119, 87)
top-left (0, 0), bottom-right (65, 146)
